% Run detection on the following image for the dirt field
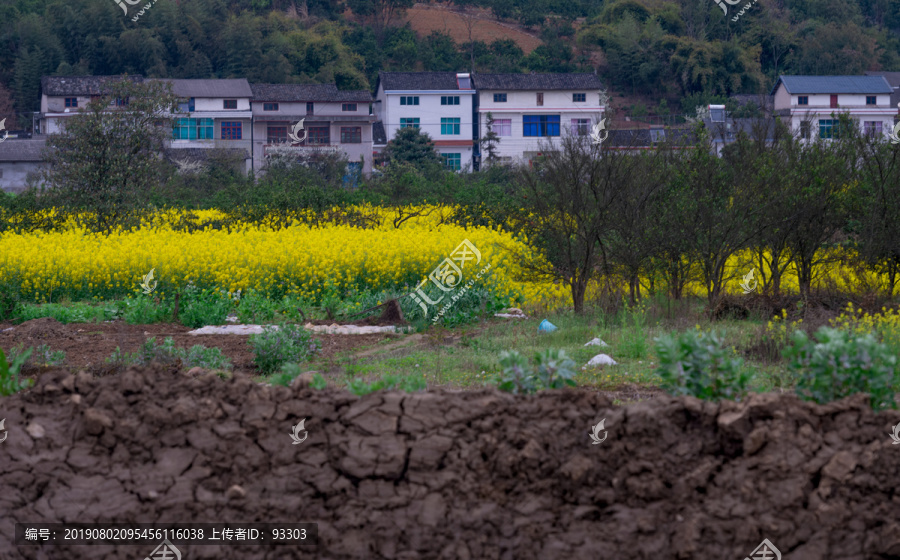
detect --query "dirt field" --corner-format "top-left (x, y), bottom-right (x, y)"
top-left (2, 362), bottom-right (900, 559)
top-left (404, 4), bottom-right (543, 54)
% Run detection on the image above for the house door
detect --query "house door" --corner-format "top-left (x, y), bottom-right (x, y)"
top-left (830, 95), bottom-right (838, 108)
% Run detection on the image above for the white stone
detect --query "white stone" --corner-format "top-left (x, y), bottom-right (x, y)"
top-left (26, 422), bottom-right (46, 439)
top-left (586, 354), bottom-right (617, 367)
top-left (584, 338), bottom-right (609, 347)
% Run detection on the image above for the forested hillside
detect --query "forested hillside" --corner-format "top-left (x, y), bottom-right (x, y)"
top-left (1, 0), bottom-right (899, 126)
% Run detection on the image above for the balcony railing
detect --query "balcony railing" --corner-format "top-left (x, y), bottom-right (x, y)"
top-left (264, 143), bottom-right (341, 155)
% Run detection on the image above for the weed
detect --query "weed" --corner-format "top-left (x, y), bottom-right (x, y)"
top-left (9, 344), bottom-right (65, 367)
top-left (179, 283), bottom-right (232, 328)
top-left (271, 363), bottom-right (328, 388)
top-left (496, 348), bottom-right (577, 394)
top-left (249, 323), bottom-right (321, 374)
top-left (124, 295), bottom-right (172, 324)
top-left (0, 347), bottom-right (33, 396)
top-left (105, 337), bottom-right (232, 371)
top-left (346, 372), bottom-right (426, 395)
top-left (618, 300), bottom-right (649, 359)
top-left (236, 289), bottom-right (280, 323)
top-left (654, 330), bottom-right (751, 401)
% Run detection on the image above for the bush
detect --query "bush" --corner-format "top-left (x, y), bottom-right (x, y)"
top-left (9, 344), bottom-right (65, 367)
top-left (0, 291), bottom-right (19, 321)
top-left (249, 323), bottom-right (321, 374)
top-left (270, 363), bottom-right (327, 388)
top-left (179, 284), bottom-right (232, 328)
top-left (106, 337), bottom-right (232, 371)
top-left (124, 295), bottom-right (173, 324)
top-left (236, 289), bottom-right (279, 323)
top-left (346, 372), bottom-right (426, 395)
top-left (654, 330), bottom-right (751, 401)
top-left (496, 348), bottom-right (577, 394)
top-left (0, 347), bottom-right (33, 396)
top-left (786, 327), bottom-right (897, 410)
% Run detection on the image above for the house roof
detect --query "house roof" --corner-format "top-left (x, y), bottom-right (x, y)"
top-left (770, 75), bottom-right (893, 96)
top-left (702, 117), bottom-right (780, 142)
top-left (603, 128), bottom-right (695, 148)
top-left (41, 75), bottom-right (144, 96)
top-left (373, 121), bottom-right (387, 145)
top-left (156, 79), bottom-right (253, 98)
top-left (473, 73), bottom-right (603, 91)
top-left (864, 71), bottom-right (900, 108)
top-left (730, 94), bottom-right (774, 111)
top-left (0, 138), bottom-right (48, 162)
top-left (250, 83), bottom-right (372, 103)
top-left (377, 72), bottom-right (468, 91)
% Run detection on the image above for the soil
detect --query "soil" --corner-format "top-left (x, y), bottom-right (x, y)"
top-left (2, 364), bottom-right (899, 559)
top-left (404, 4), bottom-right (543, 54)
top-left (0, 318), bottom-right (395, 377)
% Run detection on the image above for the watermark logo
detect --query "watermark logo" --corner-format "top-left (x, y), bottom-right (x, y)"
top-left (589, 419), bottom-right (608, 445)
top-left (289, 119), bottom-right (308, 144)
top-left (740, 268), bottom-right (758, 294)
top-left (890, 423), bottom-right (900, 444)
top-left (115, 0), bottom-right (141, 15)
top-left (408, 240), bottom-right (491, 322)
top-left (140, 268), bottom-right (158, 295)
top-left (290, 419), bottom-right (308, 445)
top-left (0, 118), bottom-right (8, 143)
top-left (0, 418), bottom-right (7, 443)
top-left (889, 104), bottom-right (900, 144)
top-left (591, 119), bottom-right (609, 145)
top-left (144, 539), bottom-right (181, 560)
top-left (745, 539), bottom-right (781, 560)
top-left (713, 0), bottom-right (757, 21)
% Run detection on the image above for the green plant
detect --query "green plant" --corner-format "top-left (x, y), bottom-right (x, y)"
top-left (496, 349), bottom-right (577, 394)
top-left (105, 337), bottom-right (232, 371)
top-left (785, 327), bottom-right (897, 410)
top-left (9, 344), bottom-right (65, 367)
top-left (0, 290), bottom-right (19, 321)
top-left (179, 284), bottom-right (232, 328)
top-left (619, 301), bottom-right (649, 359)
top-left (236, 289), bottom-right (279, 323)
top-left (124, 295), bottom-right (172, 324)
top-left (249, 323), bottom-right (321, 374)
top-left (0, 347), bottom-right (34, 396)
top-left (654, 330), bottom-right (751, 401)
top-left (346, 372), bottom-right (427, 395)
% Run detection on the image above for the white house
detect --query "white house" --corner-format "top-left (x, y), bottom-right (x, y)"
top-left (39, 75), bottom-right (145, 134)
top-left (374, 72), bottom-right (476, 171)
top-left (249, 83), bottom-right (374, 175)
top-left (770, 75), bottom-right (896, 140)
top-left (472, 73), bottom-right (605, 165)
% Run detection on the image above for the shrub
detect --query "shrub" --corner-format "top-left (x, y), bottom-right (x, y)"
top-left (9, 344), bottom-right (65, 367)
top-left (0, 347), bottom-right (33, 396)
top-left (496, 348), bottom-right (577, 394)
top-left (0, 290), bottom-right (19, 321)
top-left (106, 337), bottom-right (232, 371)
top-left (785, 327), bottom-right (897, 410)
top-left (124, 295), bottom-right (172, 324)
top-left (249, 323), bottom-right (321, 374)
top-left (179, 284), bottom-right (232, 328)
top-left (270, 363), bottom-right (328, 388)
top-left (346, 372), bottom-right (426, 395)
top-left (654, 330), bottom-right (751, 401)
top-left (236, 289), bottom-right (279, 323)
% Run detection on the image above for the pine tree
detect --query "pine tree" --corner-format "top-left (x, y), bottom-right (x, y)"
top-left (480, 111), bottom-right (501, 167)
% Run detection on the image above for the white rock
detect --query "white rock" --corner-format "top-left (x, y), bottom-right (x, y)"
top-left (26, 422), bottom-right (46, 439)
top-left (586, 354), bottom-right (617, 367)
top-left (495, 307), bottom-right (528, 319)
top-left (584, 338), bottom-right (609, 347)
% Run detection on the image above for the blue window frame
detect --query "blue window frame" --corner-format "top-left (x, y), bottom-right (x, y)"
top-left (221, 121), bottom-right (242, 140)
top-left (441, 118), bottom-right (460, 135)
top-left (177, 98), bottom-right (195, 112)
top-left (819, 119), bottom-right (837, 139)
top-left (65, 97), bottom-right (78, 108)
top-left (173, 118), bottom-right (214, 140)
top-left (866, 96), bottom-right (877, 105)
top-left (400, 118), bottom-right (420, 129)
top-left (400, 96), bottom-right (419, 106)
top-left (263, 102), bottom-right (279, 111)
top-left (493, 93), bottom-right (507, 102)
top-left (573, 93), bottom-right (586, 102)
top-left (441, 96), bottom-right (460, 105)
top-left (797, 96), bottom-right (808, 105)
top-left (523, 115), bottom-right (560, 137)
top-left (441, 153), bottom-right (461, 171)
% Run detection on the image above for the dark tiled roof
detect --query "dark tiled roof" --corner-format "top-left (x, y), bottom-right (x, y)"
top-left (474, 73), bottom-right (603, 91)
top-left (730, 94), bottom-right (774, 111)
top-left (163, 148), bottom-right (250, 163)
top-left (378, 72), bottom-right (467, 91)
top-left (604, 128), bottom-right (695, 148)
top-left (770, 75), bottom-right (893, 95)
top-left (864, 72), bottom-right (900, 108)
top-left (41, 75), bottom-right (144, 96)
top-left (0, 138), bottom-right (48, 162)
top-left (373, 121), bottom-right (387, 145)
top-left (702, 117), bottom-right (780, 142)
top-left (251, 83), bottom-right (372, 103)
top-left (156, 79), bottom-right (253, 98)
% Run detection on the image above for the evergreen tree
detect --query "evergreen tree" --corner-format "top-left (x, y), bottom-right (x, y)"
top-left (480, 112), bottom-right (501, 167)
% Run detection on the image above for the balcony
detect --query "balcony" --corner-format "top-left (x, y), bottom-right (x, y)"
top-left (264, 143), bottom-right (341, 156)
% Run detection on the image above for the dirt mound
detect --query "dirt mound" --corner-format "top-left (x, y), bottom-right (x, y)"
top-left (2, 366), bottom-right (900, 559)
top-left (7, 317), bottom-right (74, 342)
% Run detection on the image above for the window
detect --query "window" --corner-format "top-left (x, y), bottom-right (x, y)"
top-left (797, 96), bottom-right (808, 106)
top-left (267, 125), bottom-right (287, 143)
top-left (710, 107), bottom-right (725, 122)
top-left (173, 118), bottom-right (214, 140)
top-left (571, 118), bottom-right (590, 135)
top-left (223, 99), bottom-right (238, 109)
top-left (341, 126), bottom-right (362, 143)
top-left (177, 98), bottom-right (195, 112)
top-left (800, 121), bottom-right (811, 139)
top-left (307, 126), bottom-right (330, 144)
top-left (115, 97), bottom-right (129, 106)
top-left (492, 118), bottom-right (511, 136)
top-left (441, 153), bottom-right (461, 171)
top-left (494, 93), bottom-right (507, 103)
top-left (536, 93), bottom-right (544, 106)
top-left (306, 102), bottom-right (314, 115)
top-left (864, 121), bottom-right (880, 137)
top-left (263, 103), bottom-right (279, 111)
top-left (523, 115), bottom-right (560, 137)
top-left (441, 117), bottom-right (461, 135)
top-left (221, 121), bottom-right (242, 140)
top-left (573, 93), bottom-right (586, 102)
top-left (342, 103), bottom-right (357, 112)
top-left (819, 119), bottom-right (838, 139)
top-left (400, 118), bottom-right (420, 129)
top-left (830, 95), bottom-right (838, 108)
top-left (866, 96), bottom-right (877, 106)
top-left (649, 129), bottom-right (666, 143)
top-left (65, 97), bottom-right (78, 108)
top-left (400, 96), bottom-right (419, 106)
top-left (441, 96), bottom-right (460, 105)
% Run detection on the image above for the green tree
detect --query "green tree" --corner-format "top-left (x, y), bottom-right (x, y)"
top-left (383, 127), bottom-right (442, 170)
top-left (479, 112), bottom-right (501, 167)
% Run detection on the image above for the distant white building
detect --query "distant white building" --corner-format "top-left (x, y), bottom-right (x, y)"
top-left (374, 72), bottom-right (476, 171)
top-left (472, 73), bottom-right (605, 166)
top-left (770, 75), bottom-right (896, 140)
